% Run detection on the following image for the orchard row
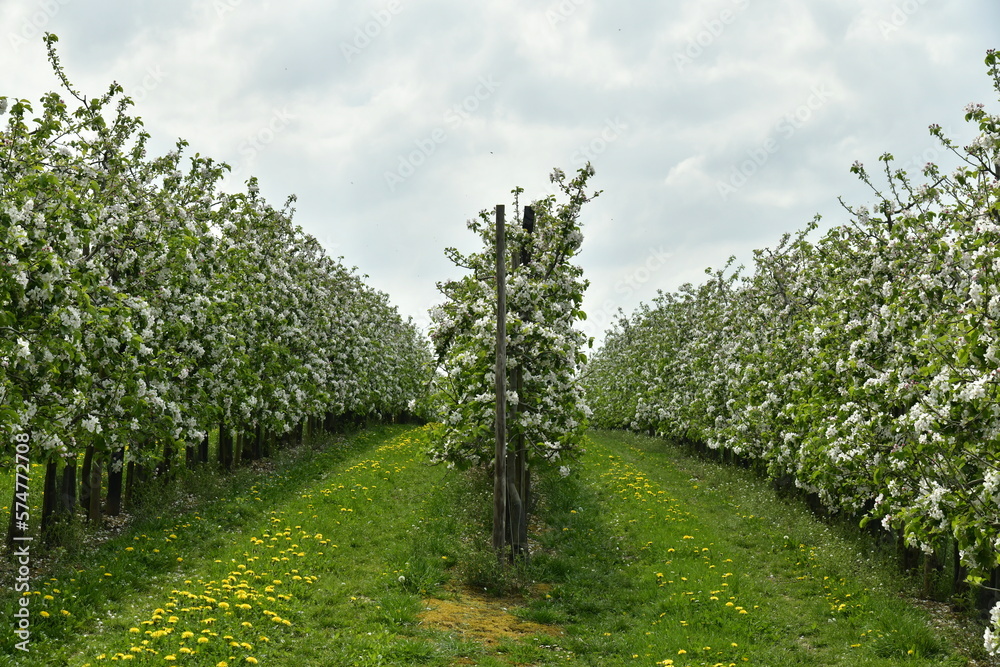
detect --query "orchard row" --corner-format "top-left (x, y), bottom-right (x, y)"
top-left (1, 36), bottom-right (431, 534)
top-left (584, 50), bottom-right (1000, 655)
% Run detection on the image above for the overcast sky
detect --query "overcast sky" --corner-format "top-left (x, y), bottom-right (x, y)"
top-left (2, 0), bottom-right (998, 345)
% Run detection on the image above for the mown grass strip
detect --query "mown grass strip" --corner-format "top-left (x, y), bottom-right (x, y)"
top-left (521, 429), bottom-right (987, 666)
top-left (1, 425), bottom-right (458, 666)
top-left (5, 426), bottom-right (992, 666)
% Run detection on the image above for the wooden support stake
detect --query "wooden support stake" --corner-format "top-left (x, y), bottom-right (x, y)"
top-left (493, 204), bottom-right (508, 559)
top-left (507, 205), bottom-right (534, 559)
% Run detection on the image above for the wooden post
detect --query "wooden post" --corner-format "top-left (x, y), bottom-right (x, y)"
top-left (492, 204), bottom-right (508, 559)
top-left (507, 205), bottom-right (534, 559)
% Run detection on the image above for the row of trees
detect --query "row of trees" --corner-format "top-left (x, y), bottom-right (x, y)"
top-left (2, 35), bottom-right (432, 543)
top-left (583, 51), bottom-right (1000, 655)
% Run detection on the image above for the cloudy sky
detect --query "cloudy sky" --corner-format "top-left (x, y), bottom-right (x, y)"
top-left (2, 0), bottom-right (997, 345)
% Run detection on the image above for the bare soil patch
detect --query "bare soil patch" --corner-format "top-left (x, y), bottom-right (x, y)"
top-left (418, 584), bottom-right (562, 645)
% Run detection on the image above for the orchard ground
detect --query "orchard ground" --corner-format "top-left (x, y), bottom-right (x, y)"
top-left (1, 425), bottom-right (995, 666)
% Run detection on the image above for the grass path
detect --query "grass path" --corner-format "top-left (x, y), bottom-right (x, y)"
top-left (3, 424), bottom-right (463, 666)
top-left (2, 426), bottom-right (993, 666)
top-left (540, 430), bottom-right (988, 666)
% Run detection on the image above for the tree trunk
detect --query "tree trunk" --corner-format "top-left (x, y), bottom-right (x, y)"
top-left (199, 432), bottom-right (209, 463)
top-left (59, 460), bottom-right (77, 516)
top-left (159, 440), bottom-right (174, 478)
top-left (125, 460), bottom-right (136, 509)
top-left (242, 426), bottom-right (255, 462)
top-left (40, 460), bottom-right (58, 534)
top-left (87, 454), bottom-right (102, 523)
top-left (219, 420), bottom-right (233, 471)
top-left (106, 448), bottom-right (124, 516)
top-left (233, 430), bottom-right (243, 468)
top-left (253, 423), bottom-right (263, 460)
top-left (80, 445), bottom-right (95, 513)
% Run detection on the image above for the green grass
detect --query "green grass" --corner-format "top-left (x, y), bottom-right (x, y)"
top-left (526, 429), bottom-right (988, 666)
top-left (0, 426), bottom-right (993, 666)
